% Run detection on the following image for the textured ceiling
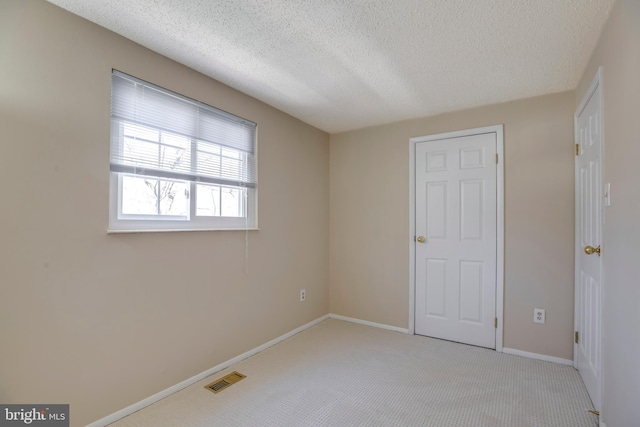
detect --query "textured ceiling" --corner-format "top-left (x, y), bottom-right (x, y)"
top-left (47, 0), bottom-right (615, 133)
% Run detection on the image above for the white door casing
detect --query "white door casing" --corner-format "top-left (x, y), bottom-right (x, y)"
top-left (410, 126), bottom-right (504, 350)
top-left (574, 68), bottom-right (603, 410)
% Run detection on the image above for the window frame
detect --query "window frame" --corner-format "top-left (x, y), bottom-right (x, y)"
top-left (108, 70), bottom-right (257, 233)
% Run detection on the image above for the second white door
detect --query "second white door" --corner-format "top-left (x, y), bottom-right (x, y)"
top-left (415, 131), bottom-right (498, 349)
top-left (575, 71), bottom-right (603, 410)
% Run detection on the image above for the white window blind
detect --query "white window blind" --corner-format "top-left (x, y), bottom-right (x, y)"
top-left (110, 70), bottom-right (256, 188)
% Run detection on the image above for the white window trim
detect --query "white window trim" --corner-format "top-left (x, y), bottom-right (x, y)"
top-left (108, 70), bottom-right (257, 233)
top-left (108, 172), bottom-right (258, 233)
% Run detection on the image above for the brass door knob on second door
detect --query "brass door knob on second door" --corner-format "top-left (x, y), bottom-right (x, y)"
top-left (416, 236), bottom-right (426, 243)
top-left (584, 245), bottom-right (601, 255)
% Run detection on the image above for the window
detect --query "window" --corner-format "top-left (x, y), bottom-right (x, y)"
top-left (109, 70), bottom-right (257, 232)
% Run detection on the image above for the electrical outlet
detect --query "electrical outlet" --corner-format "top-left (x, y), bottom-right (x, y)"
top-left (534, 308), bottom-right (545, 324)
top-left (300, 289), bottom-right (306, 302)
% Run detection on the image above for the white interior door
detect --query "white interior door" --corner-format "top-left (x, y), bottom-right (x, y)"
top-left (575, 72), bottom-right (603, 410)
top-left (414, 131), bottom-right (498, 349)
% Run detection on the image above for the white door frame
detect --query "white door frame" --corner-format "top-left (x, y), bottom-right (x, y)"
top-left (574, 67), bottom-right (604, 408)
top-left (409, 125), bottom-right (504, 352)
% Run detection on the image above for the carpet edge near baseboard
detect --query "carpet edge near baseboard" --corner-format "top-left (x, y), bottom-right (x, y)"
top-left (328, 314), bottom-right (410, 334)
top-left (502, 347), bottom-right (574, 365)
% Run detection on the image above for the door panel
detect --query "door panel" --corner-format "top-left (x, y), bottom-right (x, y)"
top-left (460, 179), bottom-right (484, 240)
top-left (427, 182), bottom-right (447, 239)
top-left (415, 132), bottom-right (497, 349)
top-left (459, 260), bottom-right (483, 324)
top-left (425, 258), bottom-right (447, 317)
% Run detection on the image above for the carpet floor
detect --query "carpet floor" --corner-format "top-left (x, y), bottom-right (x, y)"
top-left (110, 319), bottom-right (598, 426)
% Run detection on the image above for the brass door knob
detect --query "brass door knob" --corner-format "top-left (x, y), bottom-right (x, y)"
top-left (584, 245), bottom-right (601, 256)
top-left (416, 236), bottom-right (426, 243)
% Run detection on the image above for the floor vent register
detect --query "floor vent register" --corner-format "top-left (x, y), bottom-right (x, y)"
top-left (204, 371), bottom-right (246, 394)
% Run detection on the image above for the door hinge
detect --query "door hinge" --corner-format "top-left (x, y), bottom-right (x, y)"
top-left (575, 144), bottom-right (579, 156)
top-left (575, 331), bottom-right (579, 344)
top-left (587, 410), bottom-right (600, 416)
top-left (494, 317), bottom-right (498, 328)
top-left (496, 153), bottom-right (499, 164)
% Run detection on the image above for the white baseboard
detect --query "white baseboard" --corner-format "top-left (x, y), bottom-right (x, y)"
top-left (329, 313), bottom-right (409, 334)
top-left (86, 314), bottom-right (330, 427)
top-left (502, 347), bottom-right (573, 366)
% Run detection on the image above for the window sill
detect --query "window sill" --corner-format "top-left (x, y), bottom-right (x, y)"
top-left (107, 228), bottom-right (260, 234)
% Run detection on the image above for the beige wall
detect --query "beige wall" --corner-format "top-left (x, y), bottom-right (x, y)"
top-left (576, 0), bottom-right (640, 425)
top-left (0, 1), bottom-right (329, 426)
top-left (330, 92), bottom-right (576, 360)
